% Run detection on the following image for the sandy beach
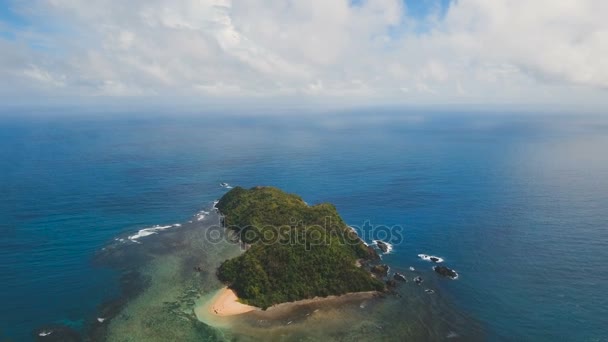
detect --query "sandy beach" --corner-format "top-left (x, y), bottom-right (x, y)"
top-left (195, 286), bottom-right (382, 329)
top-left (208, 287), bottom-right (258, 316)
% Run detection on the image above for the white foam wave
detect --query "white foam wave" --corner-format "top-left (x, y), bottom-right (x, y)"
top-left (120, 200), bottom-right (218, 244)
top-left (97, 317), bottom-right (106, 323)
top-left (409, 266), bottom-right (415, 271)
top-left (418, 254), bottom-right (444, 263)
top-left (196, 211), bottom-right (210, 221)
top-left (38, 330), bottom-right (53, 337)
top-left (128, 224), bottom-right (181, 242)
top-left (220, 183), bottom-right (233, 189)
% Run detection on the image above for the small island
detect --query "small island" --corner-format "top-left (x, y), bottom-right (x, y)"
top-left (214, 186), bottom-right (385, 310)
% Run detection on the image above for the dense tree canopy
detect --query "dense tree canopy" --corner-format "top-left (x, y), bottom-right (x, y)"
top-left (216, 186), bottom-right (383, 308)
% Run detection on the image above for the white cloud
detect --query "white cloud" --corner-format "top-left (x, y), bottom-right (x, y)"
top-left (22, 65), bottom-right (66, 87)
top-left (441, 0), bottom-right (608, 89)
top-left (0, 0), bottom-right (607, 109)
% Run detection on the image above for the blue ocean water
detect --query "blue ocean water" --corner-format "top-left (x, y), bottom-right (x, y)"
top-left (1, 110), bottom-right (607, 341)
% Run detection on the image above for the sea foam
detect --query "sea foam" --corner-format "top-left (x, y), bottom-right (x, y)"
top-left (418, 254), bottom-right (444, 263)
top-left (38, 330), bottom-right (53, 337)
top-left (196, 210), bottom-right (210, 221)
top-left (128, 224), bottom-right (181, 242)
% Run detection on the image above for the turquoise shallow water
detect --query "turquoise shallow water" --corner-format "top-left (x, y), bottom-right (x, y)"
top-left (1, 110), bottom-right (607, 341)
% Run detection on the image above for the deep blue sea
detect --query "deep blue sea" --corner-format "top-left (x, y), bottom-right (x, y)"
top-left (1, 109), bottom-right (607, 341)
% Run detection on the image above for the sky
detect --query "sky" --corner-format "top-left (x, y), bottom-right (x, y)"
top-left (1, 0), bottom-right (607, 110)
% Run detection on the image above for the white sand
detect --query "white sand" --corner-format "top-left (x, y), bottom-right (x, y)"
top-left (208, 287), bottom-right (258, 316)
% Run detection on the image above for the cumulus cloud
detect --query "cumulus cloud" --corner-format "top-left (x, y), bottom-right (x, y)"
top-left (1, 0), bottom-right (607, 108)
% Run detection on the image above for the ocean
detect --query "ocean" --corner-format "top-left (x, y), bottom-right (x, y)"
top-left (1, 109), bottom-right (607, 341)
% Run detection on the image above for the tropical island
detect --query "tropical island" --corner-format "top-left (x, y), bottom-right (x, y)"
top-left (213, 186), bottom-right (385, 310)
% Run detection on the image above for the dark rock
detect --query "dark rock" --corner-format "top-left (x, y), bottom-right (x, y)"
top-left (366, 245), bottom-right (381, 260)
top-left (430, 257), bottom-right (440, 263)
top-left (385, 279), bottom-right (398, 288)
top-left (193, 266), bottom-right (203, 272)
top-left (433, 266), bottom-right (458, 279)
top-left (414, 276), bottom-right (423, 285)
top-left (393, 272), bottom-right (407, 282)
top-left (371, 264), bottom-right (389, 277)
top-left (376, 241), bottom-right (389, 253)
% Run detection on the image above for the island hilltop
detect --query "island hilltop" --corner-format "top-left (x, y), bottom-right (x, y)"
top-left (215, 186), bottom-right (385, 309)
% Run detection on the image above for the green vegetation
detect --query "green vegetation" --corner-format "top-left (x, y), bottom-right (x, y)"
top-left (216, 186), bottom-right (384, 309)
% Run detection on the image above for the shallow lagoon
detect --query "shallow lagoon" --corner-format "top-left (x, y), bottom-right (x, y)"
top-left (92, 209), bottom-right (481, 341)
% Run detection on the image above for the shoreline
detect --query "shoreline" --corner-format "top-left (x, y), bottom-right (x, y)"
top-left (195, 286), bottom-right (381, 327)
top-left (264, 290), bottom-right (380, 312)
top-left (208, 287), bottom-right (259, 316)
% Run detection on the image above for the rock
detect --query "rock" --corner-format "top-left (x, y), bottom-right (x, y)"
top-left (430, 257), bottom-right (440, 263)
top-left (366, 245), bottom-right (381, 260)
top-left (371, 264), bottom-right (389, 277)
top-left (393, 272), bottom-right (407, 282)
top-left (385, 279), bottom-right (398, 288)
top-left (414, 276), bottom-right (423, 285)
top-left (193, 266), bottom-right (203, 272)
top-left (376, 241), bottom-right (389, 253)
top-left (433, 266), bottom-right (458, 279)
